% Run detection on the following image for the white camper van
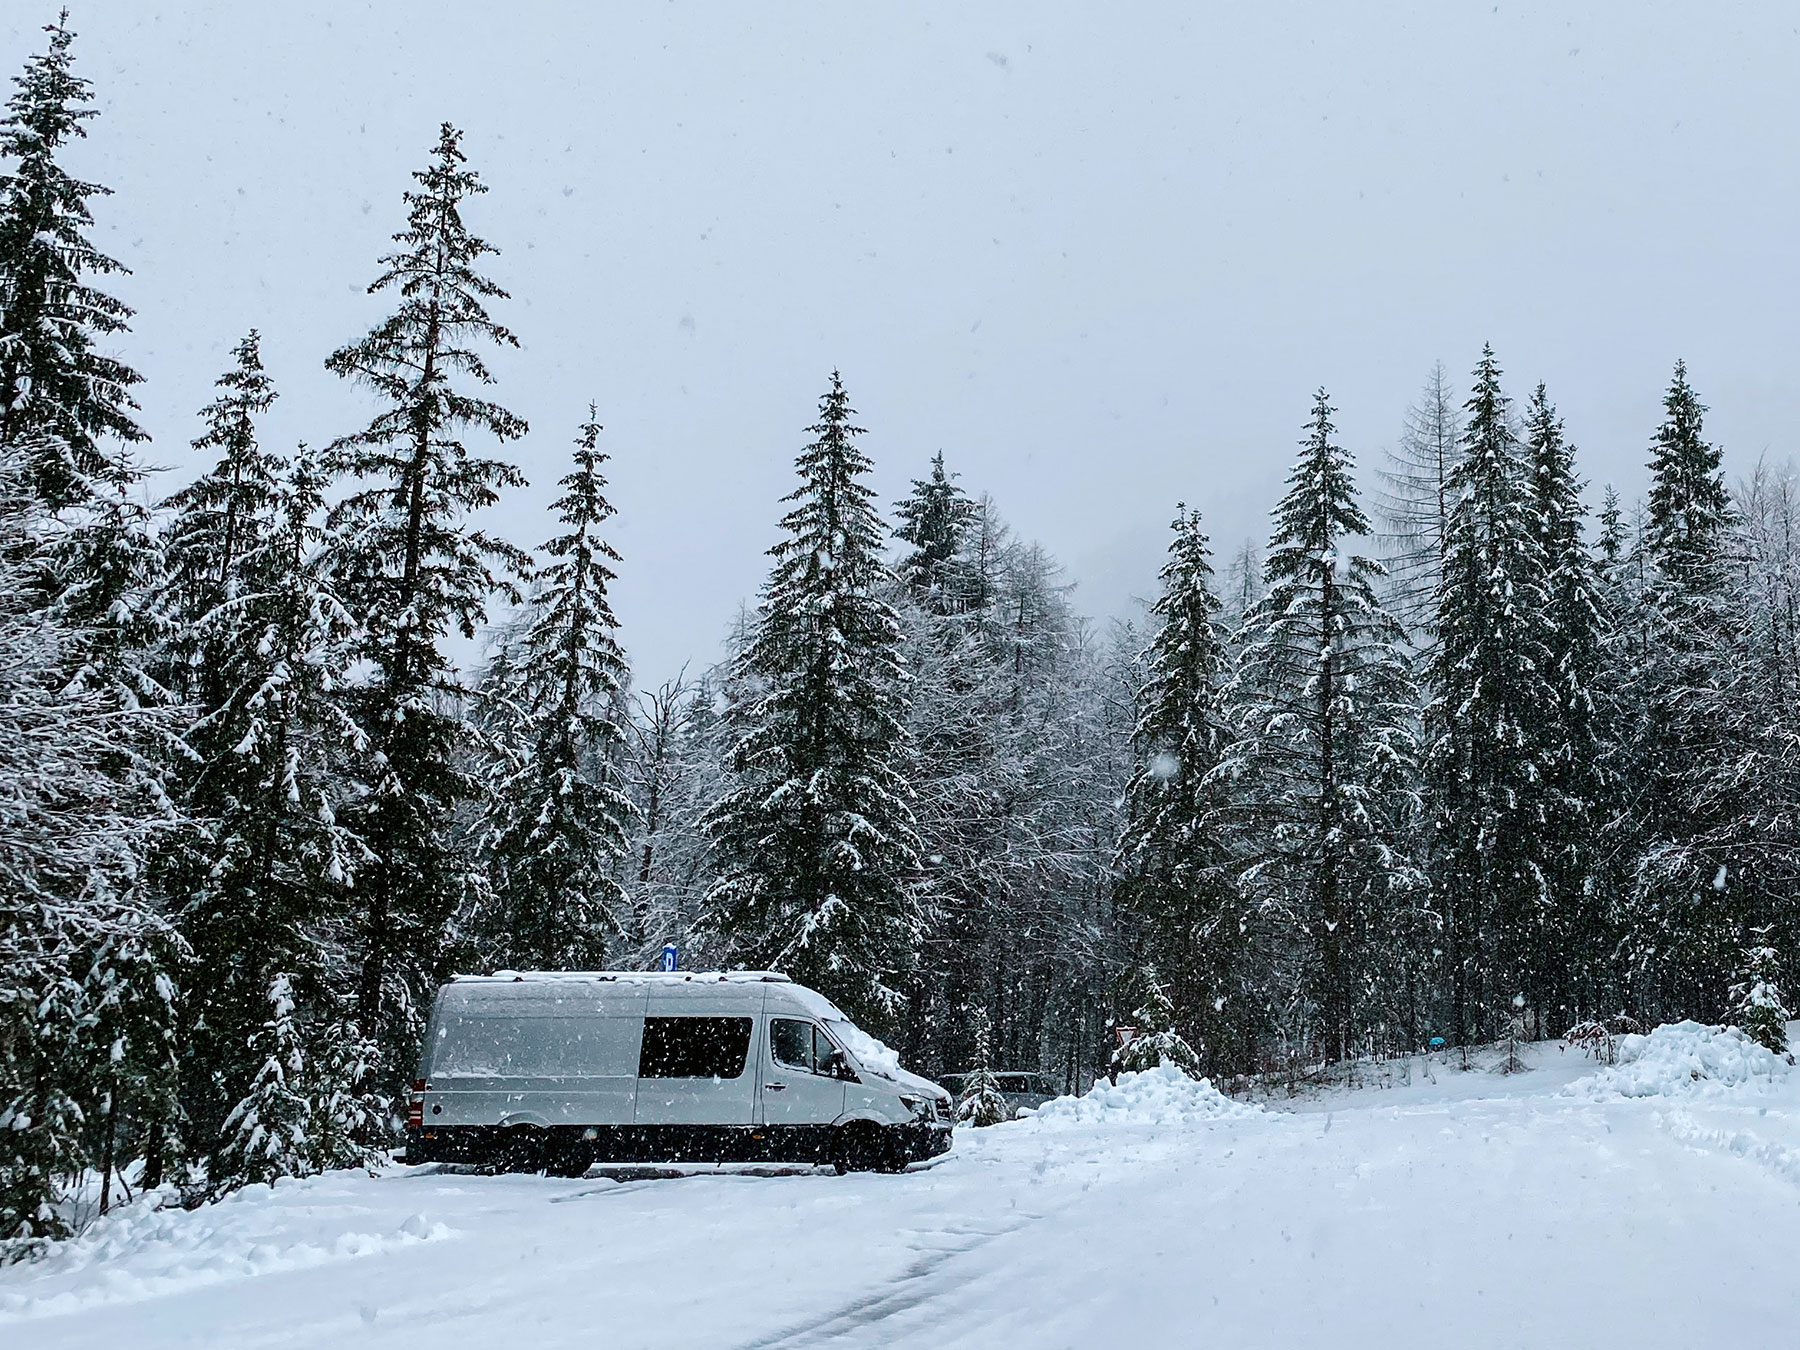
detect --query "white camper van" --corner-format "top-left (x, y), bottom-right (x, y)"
top-left (405, 971), bottom-right (954, 1174)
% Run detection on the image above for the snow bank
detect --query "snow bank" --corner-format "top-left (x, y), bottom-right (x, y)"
top-left (1019, 1064), bottom-right (1262, 1130)
top-left (1563, 1020), bottom-right (1792, 1102)
top-left (0, 1177), bottom-right (452, 1323)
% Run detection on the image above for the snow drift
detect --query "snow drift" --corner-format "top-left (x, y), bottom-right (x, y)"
top-left (1019, 1064), bottom-right (1262, 1130)
top-left (1563, 1020), bottom-right (1792, 1102)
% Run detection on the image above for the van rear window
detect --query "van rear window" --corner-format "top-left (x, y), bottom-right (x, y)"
top-left (430, 1016), bottom-right (638, 1078)
top-left (638, 1017), bottom-right (753, 1079)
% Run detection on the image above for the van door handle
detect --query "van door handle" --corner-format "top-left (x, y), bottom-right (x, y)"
top-left (765, 1083), bottom-right (786, 1091)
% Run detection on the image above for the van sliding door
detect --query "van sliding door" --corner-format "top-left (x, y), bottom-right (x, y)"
top-left (634, 1012), bottom-right (760, 1126)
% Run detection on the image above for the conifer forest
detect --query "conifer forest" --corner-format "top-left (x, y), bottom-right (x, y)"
top-left (5, 14), bottom-right (1799, 1257)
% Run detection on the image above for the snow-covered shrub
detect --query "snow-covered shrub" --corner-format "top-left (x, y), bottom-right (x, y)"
top-left (1563, 1020), bottom-right (1792, 1101)
top-left (215, 977), bottom-right (314, 1192)
top-left (957, 1011), bottom-right (1010, 1127)
top-left (1728, 940), bottom-right (1790, 1055)
top-left (1112, 977), bottom-right (1203, 1079)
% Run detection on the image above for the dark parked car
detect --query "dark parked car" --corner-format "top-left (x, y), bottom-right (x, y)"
top-left (940, 1070), bottom-right (1063, 1117)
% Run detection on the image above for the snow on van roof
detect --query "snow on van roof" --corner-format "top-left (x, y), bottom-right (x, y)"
top-left (448, 970), bottom-right (793, 985)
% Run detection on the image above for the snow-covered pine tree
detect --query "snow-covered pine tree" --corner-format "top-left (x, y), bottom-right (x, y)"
top-left (475, 408), bottom-right (634, 970)
top-left (160, 331), bottom-right (281, 691)
top-left (1113, 969), bottom-right (1204, 1078)
top-left (1522, 383), bottom-right (1611, 1029)
top-left (0, 20), bottom-right (177, 1252)
top-left (1646, 361), bottom-right (1731, 592)
top-left (214, 974), bottom-right (313, 1191)
top-left (1377, 362), bottom-right (1463, 634)
top-left (1728, 936), bottom-right (1790, 1056)
top-left (0, 13), bottom-right (145, 512)
top-left (700, 373), bottom-right (921, 1026)
top-left (1427, 347), bottom-right (1558, 1045)
top-left (956, 1010), bottom-right (1010, 1126)
top-left (1113, 505), bottom-right (1246, 1070)
top-left (893, 450), bottom-right (977, 613)
top-left (1220, 391), bottom-right (1423, 1063)
top-left (322, 124), bottom-right (528, 1066)
top-left (1621, 364), bottom-right (1744, 1020)
top-left (161, 436), bottom-right (370, 1166)
top-left (0, 440), bottom-right (173, 1256)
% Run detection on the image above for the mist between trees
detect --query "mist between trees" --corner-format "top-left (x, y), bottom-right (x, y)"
top-left (4, 17), bottom-right (1795, 1256)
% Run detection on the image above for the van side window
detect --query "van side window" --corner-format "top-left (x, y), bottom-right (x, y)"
top-left (639, 1016), bottom-right (753, 1079)
top-left (771, 1018), bottom-right (814, 1072)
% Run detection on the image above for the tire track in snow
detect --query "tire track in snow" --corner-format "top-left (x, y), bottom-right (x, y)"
top-left (730, 1215), bottom-right (1040, 1350)
top-left (1657, 1109), bottom-right (1800, 1190)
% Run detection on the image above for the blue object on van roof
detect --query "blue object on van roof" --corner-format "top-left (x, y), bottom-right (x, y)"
top-left (1429, 1037), bottom-right (1446, 1047)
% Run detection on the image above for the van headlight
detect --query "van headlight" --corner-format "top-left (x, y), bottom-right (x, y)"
top-left (898, 1094), bottom-right (930, 1121)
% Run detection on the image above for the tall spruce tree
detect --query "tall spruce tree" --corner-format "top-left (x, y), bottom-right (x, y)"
top-left (476, 409), bottom-right (634, 969)
top-left (1427, 347), bottom-right (1558, 1044)
top-left (0, 17), bottom-right (177, 1251)
top-left (1114, 506), bottom-right (1246, 1070)
top-left (1522, 383), bottom-right (1610, 1028)
top-left (322, 123), bottom-right (528, 1068)
top-left (0, 13), bottom-right (144, 511)
top-left (162, 434), bottom-right (371, 1166)
top-left (1646, 361), bottom-right (1731, 591)
top-left (893, 451), bottom-right (976, 612)
top-left (1220, 391), bottom-right (1423, 1063)
top-left (1622, 363), bottom-right (1741, 1019)
top-left (0, 439), bottom-right (173, 1255)
top-left (700, 373), bottom-right (921, 1025)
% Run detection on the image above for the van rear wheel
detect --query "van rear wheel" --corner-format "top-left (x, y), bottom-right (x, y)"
top-left (491, 1124), bottom-right (546, 1175)
top-left (833, 1122), bottom-right (905, 1175)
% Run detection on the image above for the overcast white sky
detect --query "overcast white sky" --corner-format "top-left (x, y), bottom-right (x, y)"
top-left (4, 3), bottom-right (1797, 685)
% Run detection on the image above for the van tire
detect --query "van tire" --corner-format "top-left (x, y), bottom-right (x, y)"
top-left (833, 1122), bottom-right (904, 1175)
top-left (492, 1124), bottom-right (546, 1175)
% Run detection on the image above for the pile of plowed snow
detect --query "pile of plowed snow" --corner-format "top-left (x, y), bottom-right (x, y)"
top-left (1018, 1064), bottom-right (1262, 1129)
top-left (1563, 1020), bottom-right (1792, 1101)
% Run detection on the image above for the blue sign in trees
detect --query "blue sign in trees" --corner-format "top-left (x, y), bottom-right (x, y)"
top-left (661, 944), bottom-right (679, 972)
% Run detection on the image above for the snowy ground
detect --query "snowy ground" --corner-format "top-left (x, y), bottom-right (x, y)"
top-left (7, 1021), bottom-right (1800, 1349)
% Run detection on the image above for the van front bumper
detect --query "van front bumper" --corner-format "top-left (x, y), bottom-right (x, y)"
top-left (896, 1122), bottom-right (954, 1163)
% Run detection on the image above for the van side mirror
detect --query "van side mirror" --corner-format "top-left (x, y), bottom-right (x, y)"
top-left (819, 1047), bottom-right (854, 1080)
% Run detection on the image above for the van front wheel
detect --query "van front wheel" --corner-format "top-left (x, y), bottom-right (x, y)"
top-left (833, 1122), bottom-right (905, 1175)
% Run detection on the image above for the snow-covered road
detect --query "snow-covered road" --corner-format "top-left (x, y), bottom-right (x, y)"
top-left (8, 1024), bottom-right (1799, 1349)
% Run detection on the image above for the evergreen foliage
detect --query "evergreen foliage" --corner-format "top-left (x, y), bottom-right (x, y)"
top-left (1728, 936), bottom-right (1789, 1056)
top-left (1522, 383), bottom-right (1611, 1027)
top-left (215, 974), bottom-right (313, 1190)
top-left (161, 409), bottom-right (370, 1155)
top-left (1645, 361), bottom-right (1731, 591)
top-left (475, 408), bottom-right (635, 970)
top-left (700, 374), bottom-right (921, 1025)
top-left (1114, 505), bottom-right (1245, 1069)
top-left (322, 123), bottom-right (528, 1064)
top-left (893, 451), bottom-right (977, 612)
top-left (1221, 391), bottom-right (1423, 1063)
top-left (0, 13), bottom-right (144, 511)
top-left (1113, 971), bottom-right (1204, 1078)
top-left (1427, 347), bottom-right (1558, 1044)
top-left (956, 1011), bottom-right (1010, 1127)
